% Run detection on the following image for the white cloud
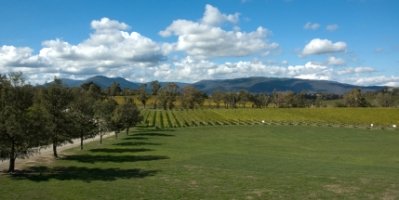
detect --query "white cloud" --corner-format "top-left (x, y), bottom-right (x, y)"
top-left (347, 76), bottom-right (399, 87)
top-left (326, 24), bottom-right (338, 31)
top-left (160, 4), bottom-right (278, 59)
top-left (0, 15), bottom-right (394, 88)
top-left (337, 67), bottom-right (376, 75)
top-left (327, 56), bottom-right (345, 66)
top-left (201, 4), bottom-right (239, 26)
top-left (0, 18), bottom-right (165, 84)
top-left (302, 38), bottom-right (347, 56)
top-left (91, 17), bottom-right (129, 32)
top-left (149, 57), bottom-right (333, 83)
top-left (304, 22), bottom-right (320, 30)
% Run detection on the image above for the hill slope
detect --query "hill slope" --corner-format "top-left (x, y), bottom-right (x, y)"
top-left (52, 76), bottom-right (385, 94)
top-left (193, 77), bottom-right (385, 94)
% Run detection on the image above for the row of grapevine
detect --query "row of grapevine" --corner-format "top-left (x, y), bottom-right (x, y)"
top-left (140, 108), bottom-right (399, 130)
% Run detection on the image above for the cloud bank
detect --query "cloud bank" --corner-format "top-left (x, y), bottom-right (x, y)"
top-left (0, 5), bottom-right (397, 87)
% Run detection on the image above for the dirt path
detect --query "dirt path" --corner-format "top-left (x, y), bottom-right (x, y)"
top-left (0, 132), bottom-right (115, 172)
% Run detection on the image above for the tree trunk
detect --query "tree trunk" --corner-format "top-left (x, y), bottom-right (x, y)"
top-left (80, 132), bottom-right (84, 150)
top-left (115, 131), bottom-right (118, 139)
top-left (126, 127), bottom-right (129, 135)
top-left (53, 140), bottom-right (58, 158)
top-left (8, 140), bottom-right (16, 173)
top-left (100, 133), bottom-right (103, 144)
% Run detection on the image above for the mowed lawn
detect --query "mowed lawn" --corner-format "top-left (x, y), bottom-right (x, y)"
top-left (1, 125), bottom-right (399, 199)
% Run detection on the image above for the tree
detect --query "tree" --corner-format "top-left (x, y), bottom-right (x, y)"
top-left (272, 91), bottom-right (295, 108)
top-left (292, 92), bottom-right (306, 108)
top-left (211, 91), bottom-right (224, 108)
top-left (181, 86), bottom-right (205, 109)
top-left (94, 98), bottom-right (118, 144)
top-left (107, 82), bottom-right (122, 96)
top-left (112, 98), bottom-right (143, 136)
top-left (0, 73), bottom-right (45, 172)
top-left (81, 81), bottom-right (102, 99)
top-left (138, 84), bottom-right (149, 108)
top-left (151, 80), bottom-right (161, 96)
top-left (376, 90), bottom-right (393, 107)
top-left (250, 93), bottom-right (271, 108)
top-left (237, 91), bottom-right (250, 108)
top-left (344, 88), bottom-right (369, 107)
top-left (157, 83), bottom-right (179, 110)
top-left (39, 78), bottom-right (74, 158)
top-left (70, 87), bottom-right (97, 150)
top-left (223, 93), bottom-right (238, 108)
top-left (151, 81), bottom-right (161, 109)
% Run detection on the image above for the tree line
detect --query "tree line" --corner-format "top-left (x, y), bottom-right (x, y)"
top-left (0, 73), bottom-right (142, 173)
top-left (109, 81), bottom-right (399, 109)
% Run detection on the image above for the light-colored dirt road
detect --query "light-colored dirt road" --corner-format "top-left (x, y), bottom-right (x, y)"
top-left (0, 132), bottom-right (115, 172)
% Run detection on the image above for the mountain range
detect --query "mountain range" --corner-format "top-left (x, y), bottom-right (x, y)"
top-left (55, 75), bottom-right (386, 95)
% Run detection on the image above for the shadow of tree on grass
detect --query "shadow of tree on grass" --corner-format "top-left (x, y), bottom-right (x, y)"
top-left (63, 154), bottom-right (169, 163)
top-left (133, 132), bottom-right (175, 137)
top-left (11, 166), bottom-right (158, 182)
top-left (113, 141), bottom-right (161, 146)
top-left (123, 136), bottom-right (149, 140)
top-left (89, 148), bottom-right (153, 153)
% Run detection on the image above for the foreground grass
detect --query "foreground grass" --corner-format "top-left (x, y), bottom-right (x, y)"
top-left (1, 125), bottom-right (399, 199)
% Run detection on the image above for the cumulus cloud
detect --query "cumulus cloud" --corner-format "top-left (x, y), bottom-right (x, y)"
top-left (326, 56), bottom-right (345, 66)
top-left (201, 4), bottom-right (239, 26)
top-left (160, 4), bottom-right (278, 59)
top-left (304, 22), bottom-right (320, 30)
top-left (0, 18), bottom-right (166, 83)
top-left (326, 24), bottom-right (338, 31)
top-left (0, 15), bottom-right (395, 87)
top-left (302, 38), bottom-right (347, 56)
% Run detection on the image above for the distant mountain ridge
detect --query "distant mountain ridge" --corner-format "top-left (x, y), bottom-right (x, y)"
top-left (192, 77), bottom-right (385, 94)
top-left (53, 76), bottom-right (387, 95)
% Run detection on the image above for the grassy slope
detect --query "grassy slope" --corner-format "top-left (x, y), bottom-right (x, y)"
top-left (1, 125), bottom-right (399, 199)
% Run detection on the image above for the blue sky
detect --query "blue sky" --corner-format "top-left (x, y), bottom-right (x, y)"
top-left (0, 0), bottom-right (398, 86)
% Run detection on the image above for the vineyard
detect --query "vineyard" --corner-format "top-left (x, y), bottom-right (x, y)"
top-left (141, 108), bottom-right (399, 129)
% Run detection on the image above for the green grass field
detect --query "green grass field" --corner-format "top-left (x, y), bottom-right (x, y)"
top-left (1, 125), bottom-right (399, 199)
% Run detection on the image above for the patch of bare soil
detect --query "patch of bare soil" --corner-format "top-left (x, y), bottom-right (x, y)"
top-left (324, 184), bottom-right (359, 194)
top-left (382, 184), bottom-right (399, 200)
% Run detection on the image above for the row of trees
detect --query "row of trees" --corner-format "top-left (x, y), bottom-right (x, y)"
top-left (132, 82), bottom-right (398, 109)
top-left (105, 79), bottom-right (398, 109)
top-left (0, 73), bottom-right (142, 173)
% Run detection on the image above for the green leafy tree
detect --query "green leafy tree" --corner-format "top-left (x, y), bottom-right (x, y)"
top-left (39, 78), bottom-right (74, 158)
top-left (151, 80), bottom-right (161, 96)
top-left (70, 88), bottom-right (97, 150)
top-left (112, 99), bottom-right (143, 136)
top-left (157, 83), bottom-right (179, 110)
top-left (94, 98), bottom-right (118, 143)
top-left (107, 82), bottom-right (122, 96)
top-left (81, 81), bottom-right (102, 99)
top-left (237, 91), bottom-right (250, 108)
top-left (181, 86), bottom-right (205, 109)
top-left (0, 73), bottom-right (45, 172)
top-left (344, 88), bottom-right (369, 107)
top-left (376, 90), bottom-right (393, 107)
top-left (250, 93), bottom-right (271, 108)
top-left (138, 84), bottom-right (149, 108)
top-left (211, 91), bottom-right (224, 108)
top-left (151, 81), bottom-right (161, 108)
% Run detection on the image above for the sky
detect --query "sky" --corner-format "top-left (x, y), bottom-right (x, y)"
top-left (0, 0), bottom-right (398, 86)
